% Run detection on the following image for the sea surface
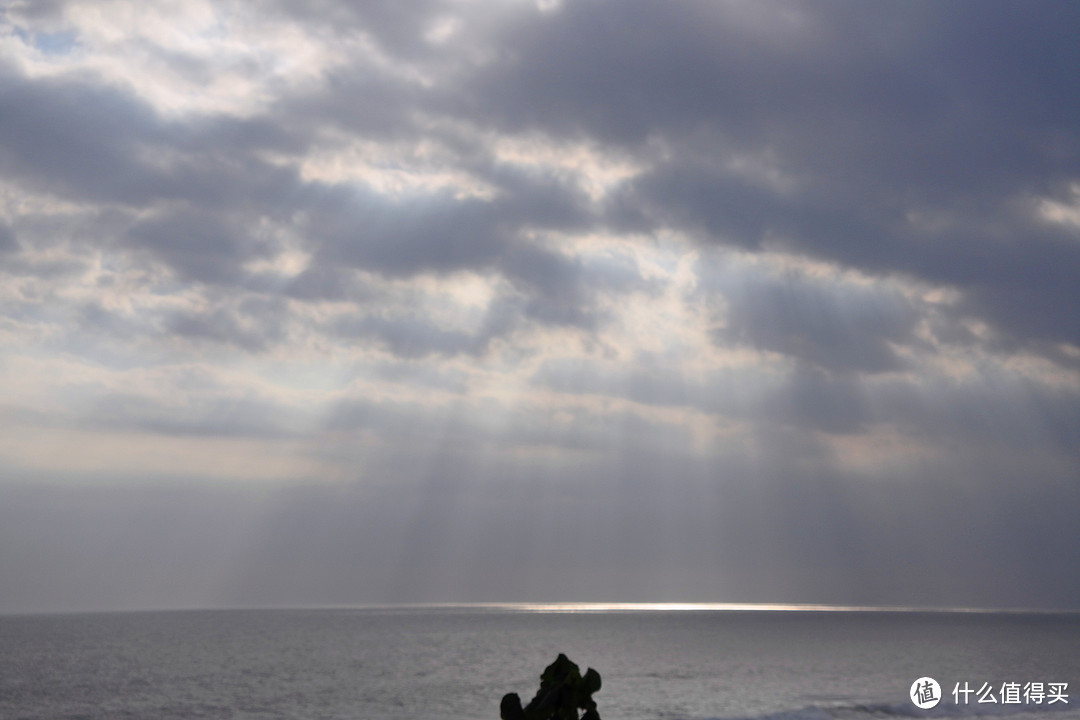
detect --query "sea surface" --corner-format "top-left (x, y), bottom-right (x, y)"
top-left (1, 605), bottom-right (1078, 720)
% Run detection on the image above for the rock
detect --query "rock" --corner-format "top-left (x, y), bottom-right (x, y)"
top-left (500, 654), bottom-right (602, 720)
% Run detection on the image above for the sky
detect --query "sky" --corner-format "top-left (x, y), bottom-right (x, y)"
top-left (1, 0), bottom-right (1079, 614)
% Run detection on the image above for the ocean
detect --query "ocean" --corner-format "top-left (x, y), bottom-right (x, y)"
top-left (1, 606), bottom-right (1078, 720)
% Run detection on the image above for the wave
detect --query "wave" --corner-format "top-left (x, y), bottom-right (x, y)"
top-left (693, 700), bottom-right (1078, 720)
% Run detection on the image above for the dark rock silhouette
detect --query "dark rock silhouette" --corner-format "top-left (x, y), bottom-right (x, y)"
top-left (500, 653), bottom-right (602, 720)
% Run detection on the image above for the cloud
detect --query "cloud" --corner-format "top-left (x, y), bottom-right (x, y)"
top-left (126, 208), bottom-right (272, 285)
top-left (705, 257), bottom-right (919, 375)
top-left (87, 391), bottom-right (295, 438)
top-left (0, 221), bottom-right (16, 253)
top-left (333, 311), bottom-right (482, 358)
top-left (0, 61), bottom-right (162, 204)
top-left (452, 0), bottom-right (1080, 352)
top-left (0, 0), bottom-right (1078, 612)
top-left (164, 297), bottom-right (290, 353)
top-left (309, 188), bottom-right (508, 276)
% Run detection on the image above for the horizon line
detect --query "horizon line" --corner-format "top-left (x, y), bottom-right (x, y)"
top-left (6, 602), bottom-right (1080, 617)
top-left (326, 602), bottom-right (1080, 614)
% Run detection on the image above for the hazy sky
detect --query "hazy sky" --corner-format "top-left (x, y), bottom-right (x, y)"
top-left (1, 0), bottom-right (1079, 614)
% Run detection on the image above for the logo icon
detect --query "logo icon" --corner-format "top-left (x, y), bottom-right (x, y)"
top-left (911, 677), bottom-right (942, 709)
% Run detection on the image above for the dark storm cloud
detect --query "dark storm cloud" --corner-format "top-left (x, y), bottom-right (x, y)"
top-left (454, 0), bottom-right (1080, 354)
top-left (503, 240), bottom-right (656, 330)
top-left (6, 0), bottom-right (68, 23)
top-left (0, 35), bottom-right (620, 350)
top-left (499, 242), bottom-right (596, 328)
top-left (2, 0), bottom-right (1076, 393)
top-left (304, 161), bottom-right (593, 278)
top-left (285, 64), bottom-right (429, 141)
top-left (458, 2), bottom-right (761, 144)
top-left (333, 312), bottom-right (481, 358)
top-left (461, 0), bottom-right (1080, 189)
top-left (607, 164), bottom-right (786, 248)
top-left (0, 221), bottom-right (16, 253)
top-left (5, 2), bottom-right (1079, 347)
top-left (0, 52), bottom-right (307, 211)
top-left (0, 63), bottom-right (298, 210)
top-left (710, 265), bottom-right (919, 375)
top-left (309, 188), bottom-right (506, 276)
top-left (126, 209), bottom-right (272, 285)
top-left (0, 61), bottom-right (163, 204)
top-left (280, 265), bottom-right (369, 302)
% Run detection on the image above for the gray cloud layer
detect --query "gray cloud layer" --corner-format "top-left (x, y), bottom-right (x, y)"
top-left (1, 0), bottom-right (1078, 612)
